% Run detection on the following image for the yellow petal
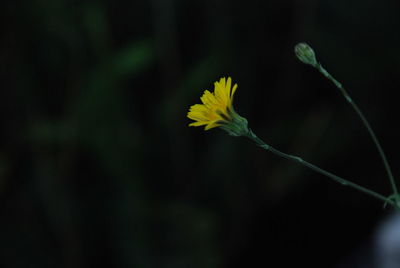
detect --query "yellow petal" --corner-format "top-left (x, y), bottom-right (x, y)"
top-left (229, 83), bottom-right (238, 107)
top-left (188, 112), bottom-right (210, 122)
top-left (214, 81), bottom-right (228, 106)
top-left (189, 121), bottom-right (208, 127)
top-left (226, 77), bottom-right (232, 99)
top-left (231, 83), bottom-right (237, 98)
top-left (189, 104), bottom-right (208, 113)
top-left (187, 106), bottom-right (211, 121)
top-left (205, 121), bottom-right (222, 130)
top-left (200, 90), bottom-right (218, 108)
top-left (219, 77), bottom-right (226, 88)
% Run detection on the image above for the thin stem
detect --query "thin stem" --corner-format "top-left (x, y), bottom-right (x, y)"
top-left (246, 130), bottom-right (395, 207)
top-left (315, 63), bottom-right (398, 198)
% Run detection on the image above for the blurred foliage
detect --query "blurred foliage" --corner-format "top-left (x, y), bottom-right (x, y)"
top-left (1, 0), bottom-right (400, 267)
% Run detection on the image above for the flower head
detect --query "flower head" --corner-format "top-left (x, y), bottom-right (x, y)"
top-left (294, 42), bottom-right (317, 67)
top-left (187, 77), bottom-right (249, 136)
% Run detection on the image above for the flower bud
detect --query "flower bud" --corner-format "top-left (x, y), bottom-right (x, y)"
top-left (294, 43), bottom-right (317, 67)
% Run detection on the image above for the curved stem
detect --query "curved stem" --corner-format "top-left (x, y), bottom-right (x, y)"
top-left (315, 63), bottom-right (398, 198)
top-left (245, 130), bottom-right (395, 207)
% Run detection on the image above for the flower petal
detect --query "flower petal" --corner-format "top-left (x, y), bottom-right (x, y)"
top-left (226, 77), bottom-right (232, 99)
top-left (205, 121), bottom-right (222, 130)
top-left (189, 121), bottom-right (208, 127)
top-left (214, 81), bottom-right (228, 106)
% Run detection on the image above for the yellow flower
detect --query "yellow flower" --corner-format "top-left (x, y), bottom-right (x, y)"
top-left (187, 77), bottom-right (238, 130)
top-left (188, 77), bottom-right (249, 136)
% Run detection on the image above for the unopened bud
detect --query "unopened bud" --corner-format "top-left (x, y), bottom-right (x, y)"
top-left (294, 43), bottom-right (317, 67)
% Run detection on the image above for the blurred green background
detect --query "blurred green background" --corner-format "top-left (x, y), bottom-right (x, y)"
top-left (2, 0), bottom-right (400, 267)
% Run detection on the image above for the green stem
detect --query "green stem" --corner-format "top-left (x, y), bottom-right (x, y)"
top-left (315, 63), bottom-right (398, 198)
top-left (246, 130), bottom-right (395, 207)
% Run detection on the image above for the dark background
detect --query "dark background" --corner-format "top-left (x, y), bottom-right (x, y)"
top-left (2, 0), bottom-right (400, 267)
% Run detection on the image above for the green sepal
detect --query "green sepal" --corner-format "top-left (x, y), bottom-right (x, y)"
top-left (220, 110), bottom-right (249, 137)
